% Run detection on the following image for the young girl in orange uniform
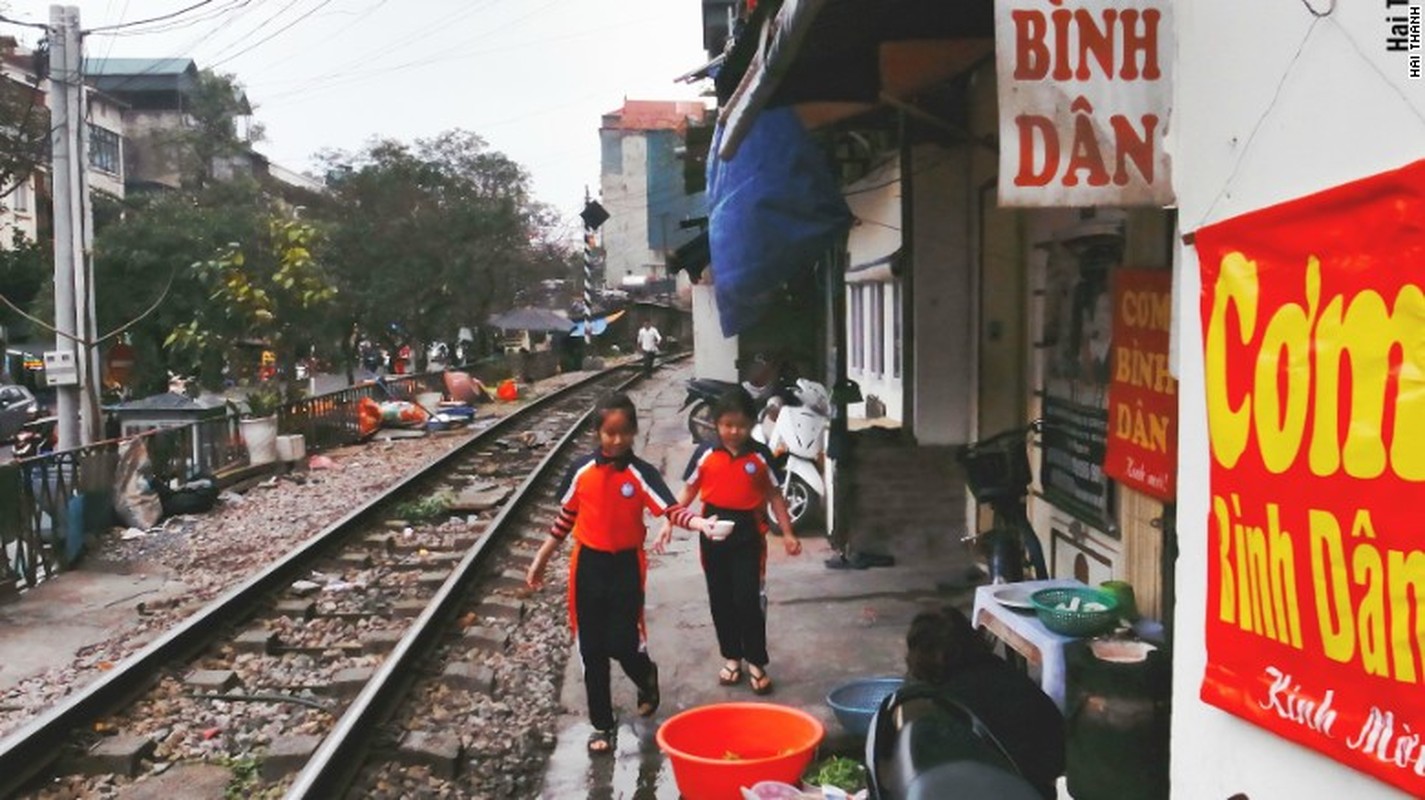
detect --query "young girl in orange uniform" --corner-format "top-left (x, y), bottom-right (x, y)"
top-left (657, 388), bottom-right (802, 694)
top-left (527, 393), bottom-right (712, 754)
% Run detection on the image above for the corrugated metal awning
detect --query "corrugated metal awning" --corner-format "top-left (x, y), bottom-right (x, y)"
top-left (714, 0), bottom-right (994, 159)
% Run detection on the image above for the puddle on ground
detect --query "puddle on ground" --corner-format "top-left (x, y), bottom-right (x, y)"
top-left (543, 719), bottom-right (679, 799)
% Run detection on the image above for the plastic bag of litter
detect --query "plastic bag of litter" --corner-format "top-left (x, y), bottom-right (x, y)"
top-left (379, 400), bottom-right (430, 428)
top-left (113, 438), bottom-right (162, 529)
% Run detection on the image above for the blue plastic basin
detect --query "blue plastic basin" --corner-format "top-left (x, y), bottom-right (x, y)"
top-left (825, 676), bottom-right (905, 737)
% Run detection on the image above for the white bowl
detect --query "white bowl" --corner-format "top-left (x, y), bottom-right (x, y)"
top-left (707, 520), bottom-right (735, 540)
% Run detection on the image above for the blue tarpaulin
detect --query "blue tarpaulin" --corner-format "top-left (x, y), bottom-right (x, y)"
top-left (706, 105), bottom-right (852, 336)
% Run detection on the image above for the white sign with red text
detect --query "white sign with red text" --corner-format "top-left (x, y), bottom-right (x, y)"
top-left (995, 0), bottom-right (1175, 207)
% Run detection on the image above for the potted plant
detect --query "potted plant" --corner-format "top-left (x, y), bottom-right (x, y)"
top-left (239, 384), bottom-right (284, 465)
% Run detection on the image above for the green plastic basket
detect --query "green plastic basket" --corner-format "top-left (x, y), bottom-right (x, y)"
top-left (1030, 587), bottom-right (1120, 637)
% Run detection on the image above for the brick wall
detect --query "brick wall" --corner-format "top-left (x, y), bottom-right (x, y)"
top-left (843, 430), bottom-right (967, 550)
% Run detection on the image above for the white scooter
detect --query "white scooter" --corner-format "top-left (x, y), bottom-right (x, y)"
top-left (755, 378), bottom-right (829, 529)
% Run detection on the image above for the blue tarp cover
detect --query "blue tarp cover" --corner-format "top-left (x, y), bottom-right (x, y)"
top-left (706, 105), bottom-right (852, 336)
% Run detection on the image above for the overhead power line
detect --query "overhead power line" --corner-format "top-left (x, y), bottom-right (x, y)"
top-left (207, 0), bottom-right (338, 69)
top-left (84, 0), bottom-right (223, 33)
top-left (0, 13), bottom-right (50, 31)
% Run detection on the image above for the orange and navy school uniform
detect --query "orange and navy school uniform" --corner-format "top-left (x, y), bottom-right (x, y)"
top-left (682, 440), bottom-right (784, 533)
top-left (681, 440), bottom-right (784, 668)
top-left (550, 449), bottom-right (693, 636)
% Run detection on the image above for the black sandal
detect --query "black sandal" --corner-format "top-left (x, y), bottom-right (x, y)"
top-left (748, 665), bottom-right (774, 695)
top-left (718, 662), bottom-right (742, 686)
top-left (637, 662), bottom-right (660, 717)
top-left (588, 728), bottom-right (615, 755)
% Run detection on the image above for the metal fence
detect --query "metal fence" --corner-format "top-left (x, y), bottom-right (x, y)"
top-left (3, 369), bottom-right (450, 594)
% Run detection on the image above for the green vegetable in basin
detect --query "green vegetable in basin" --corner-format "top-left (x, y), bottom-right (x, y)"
top-left (805, 756), bottom-right (867, 792)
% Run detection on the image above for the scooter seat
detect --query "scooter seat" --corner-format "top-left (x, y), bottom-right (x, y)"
top-left (903, 761), bottom-right (1043, 800)
top-left (688, 378), bottom-right (738, 395)
top-left (867, 686), bottom-right (1045, 800)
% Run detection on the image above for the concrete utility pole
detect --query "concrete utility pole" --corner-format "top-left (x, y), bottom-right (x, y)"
top-left (48, 5), bottom-right (101, 449)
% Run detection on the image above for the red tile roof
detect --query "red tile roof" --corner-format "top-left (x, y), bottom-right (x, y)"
top-left (602, 99), bottom-right (709, 133)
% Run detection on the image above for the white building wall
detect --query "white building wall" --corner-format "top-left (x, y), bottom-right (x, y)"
top-left (845, 158), bottom-right (904, 423)
top-left (691, 283), bottom-right (737, 381)
top-left (86, 92), bottom-right (126, 199)
top-left (0, 179), bottom-right (38, 247)
top-left (0, 64), bottom-right (41, 247)
top-left (601, 132), bottom-right (660, 287)
top-left (1172, 2), bottom-right (1423, 797)
top-left (911, 144), bottom-right (974, 445)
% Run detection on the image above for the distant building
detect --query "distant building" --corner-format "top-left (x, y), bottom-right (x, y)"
top-left (86, 57), bottom-right (246, 192)
top-left (0, 40), bottom-right (126, 250)
top-left (85, 57), bottom-right (320, 198)
top-left (598, 100), bottom-right (710, 294)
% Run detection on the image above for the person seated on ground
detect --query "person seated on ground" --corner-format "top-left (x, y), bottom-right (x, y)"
top-left (904, 606), bottom-right (1065, 799)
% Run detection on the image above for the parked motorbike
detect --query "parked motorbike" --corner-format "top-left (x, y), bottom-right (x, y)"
top-left (13, 414), bottom-right (58, 459)
top-left (680, 361), bottom-right (792, 445)
top-left (866, 685), bottom-right (1042, 800)
top-left (755, 378), bottom-right (829, 529)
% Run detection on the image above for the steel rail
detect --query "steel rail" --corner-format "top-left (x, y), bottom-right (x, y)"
top-left (0, 365), bottom-right (636, 798)
top-left (283, 367), bottom-right (646, 798)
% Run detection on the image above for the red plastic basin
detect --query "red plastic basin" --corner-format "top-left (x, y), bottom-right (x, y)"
top-left (656, 702), bottom-right (825, 800)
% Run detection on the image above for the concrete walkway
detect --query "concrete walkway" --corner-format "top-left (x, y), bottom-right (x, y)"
top-left (538, 363), bottom-right (977, 798)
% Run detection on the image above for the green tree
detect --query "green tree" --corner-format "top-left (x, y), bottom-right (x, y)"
top-left (0, 232), bottom-right (49, 330)
top-left (93, 184), bottom-right (262, 393)
top-left (315, 130), bottom-right (572, 364)
top-left (0, 39), bottom-right (49, 197)
top-left (93, 181), bottom-right (337, 393)
top-left (163, 213), bottom-right (337, 391)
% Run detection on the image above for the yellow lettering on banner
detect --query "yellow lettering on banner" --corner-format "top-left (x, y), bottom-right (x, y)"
top-left (1354, 542), bottom-right (1388, 678)
top-left (1389, 547), bottom-right (1425, 685)
top-left (1311, 509), bottom-right (1356, 664)
top-left (1114, 402), bottom-right (1170, 453)
top-left (1305, 506), bottom-right (1425, 682)
top-left (1206, 253), bottom-right (1257, 469)
top-left (1254, 258), bottom-right (1318, 474)
top-left (1216, 495), bottom-right (1237, 624)
top-left (1214, 494), bottom-right (1303, 647)
top-left (1311, 282), bottom-right (1425, 480)
top-left (1123, 288), bottom-right (1172, 332)
top-left (1205, 252), bottom-right (1425, 481)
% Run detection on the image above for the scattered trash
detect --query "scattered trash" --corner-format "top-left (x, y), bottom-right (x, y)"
top-left (290, 580), bottom-right (321, 597)
top-left (444, 371), bottom-right (492, 405)
top-left (358, 396), bottom-right (382, 438)
top-left (323, 581), bottom-right (362, 593)
top-left (496, 379), bottom-right (519, 401)
top-left (201, 727), bottom-right (221, 740)
top-left (158, 475), bottom-right (218, 517)
top-left (114, 438), bottom-right (162, 529)
top-left (380, 400), bottom-right (430, 428)
top-left (218, 491), bottom-right (245, 505)
top-left (516, 430), bottom-right (548, 449)
top-left (120, 527), bottom-right (147, 541)
top-left (309, 455), bottom-right (337, 470)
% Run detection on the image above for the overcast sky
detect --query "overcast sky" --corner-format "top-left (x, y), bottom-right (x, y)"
top-left (2, 0), bottom-right (709, 231)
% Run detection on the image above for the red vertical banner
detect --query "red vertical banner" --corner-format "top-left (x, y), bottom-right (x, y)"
top-left (1103, 268), bottom-right (1176, 500)
top-left (1195, 158), bottom-right (1425, 795)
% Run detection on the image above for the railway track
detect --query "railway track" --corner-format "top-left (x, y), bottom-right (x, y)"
top-left (0, 363), bottom-right (661, 799)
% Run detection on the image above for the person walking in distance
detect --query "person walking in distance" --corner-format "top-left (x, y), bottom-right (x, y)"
top-left (637, 319), bottom-right (662, 377)
top-left (527, 393), bottom-right (715, 755)
top-left (656, 387), bottom-right (802, 695)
